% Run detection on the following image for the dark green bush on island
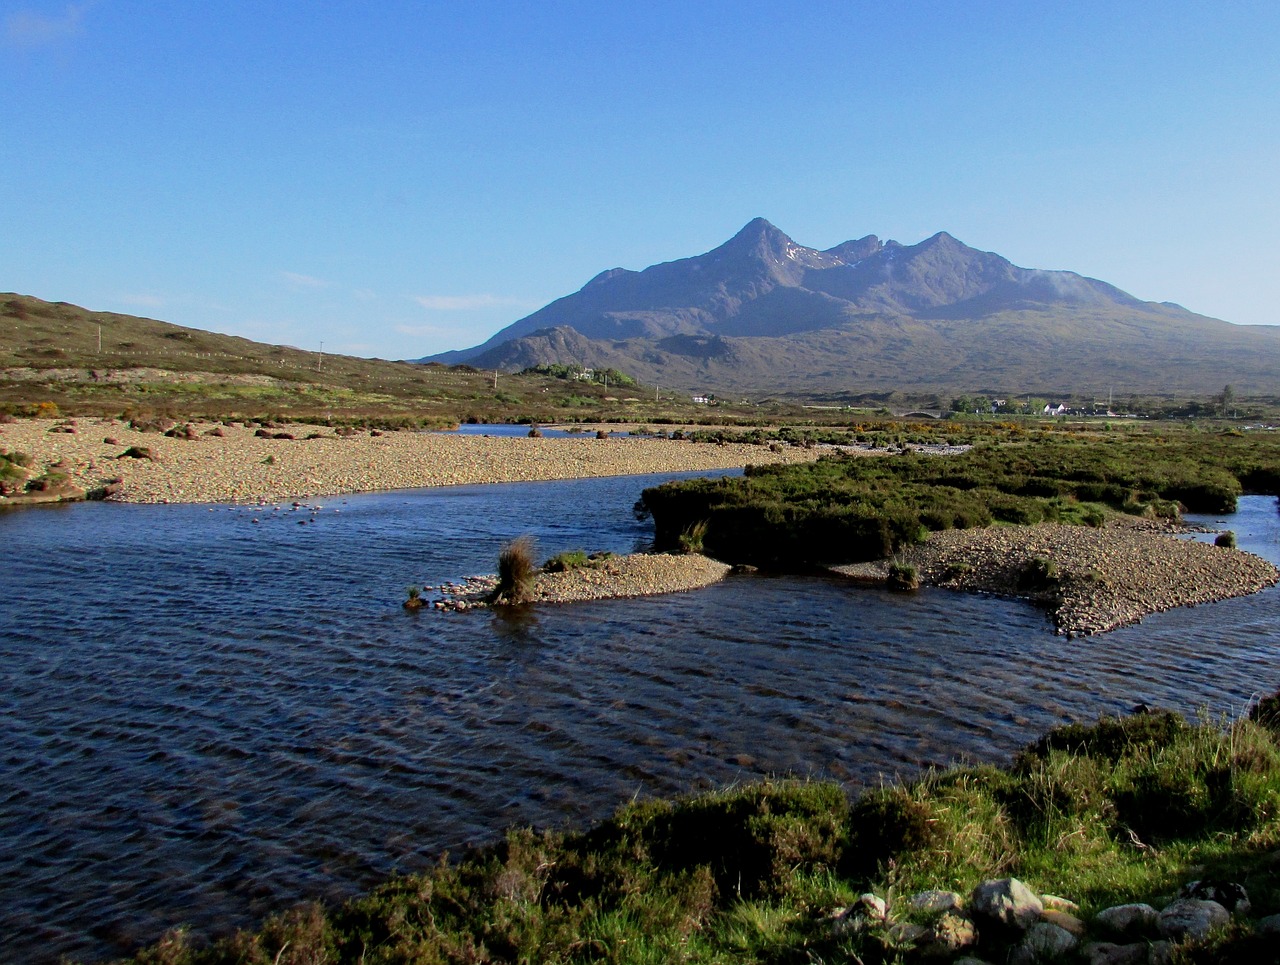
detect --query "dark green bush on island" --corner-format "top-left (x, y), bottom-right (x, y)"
top-left (642, 430), bottom-right (1280, 566)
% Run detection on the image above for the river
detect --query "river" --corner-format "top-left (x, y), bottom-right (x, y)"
top-left (2, 477), bottom-right (1277, 962)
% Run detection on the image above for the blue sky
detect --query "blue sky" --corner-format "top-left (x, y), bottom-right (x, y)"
top-left (3, 1), bottom-right (1277, 360)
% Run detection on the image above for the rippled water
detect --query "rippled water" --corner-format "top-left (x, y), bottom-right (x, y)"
top-left (2, 480), bottom-right (1277, 963)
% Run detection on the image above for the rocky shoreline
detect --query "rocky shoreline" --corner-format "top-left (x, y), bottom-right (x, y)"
top-left (834, 519), bottom-right (1280, 635)
top-left (0, 417), bottom-right (820, 505)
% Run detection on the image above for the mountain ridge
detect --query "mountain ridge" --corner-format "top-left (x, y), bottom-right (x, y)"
top-left (422, 220), bottom-right (1279, 396)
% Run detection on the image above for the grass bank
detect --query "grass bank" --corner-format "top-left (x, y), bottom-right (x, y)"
top-left (116, 694), bottom-right (1280, 964)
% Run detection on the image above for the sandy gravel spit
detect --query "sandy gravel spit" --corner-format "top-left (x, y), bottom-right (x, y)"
top-left (0, 418), bottom-right (820, 505)
top-left (833, 522), bottom-right (1279, 635)
top-left (425, 553), bottom-right (732, 611)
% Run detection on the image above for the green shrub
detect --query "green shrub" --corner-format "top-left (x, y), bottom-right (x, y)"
top-left (845, 786), bottom-right (937, 878)
top-left (543, 550), bottom-right (591, 573)
top-left (1215, 530), bottom-right (1237, 548)
top-left (1018, 710), bottom-right (1192, 764)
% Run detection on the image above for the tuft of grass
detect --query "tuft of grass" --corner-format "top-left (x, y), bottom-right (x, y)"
top-left (678, 520), bottom-right (709, 554)
top-left (886, 560), bottom-right (920, 591)
top-left (1216, 530), bottom-right (1238, 548)
top-left (492, 535), bottom-right (537, 605)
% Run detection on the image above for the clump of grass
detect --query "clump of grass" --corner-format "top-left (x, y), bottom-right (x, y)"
top-left (678, 519), bottom-right (709, 554)
top-left (886, 561), bottom-right (920, 591)
top-left (1016, 555), bottom-right (1060, 592)
top-left (492, 535), bottom-right (537, 605)
top-left (1215, 530), bottom-right (1237, 548)
top-left (942, 561), bottom-right (973, 582)
top-left (403, 586), bottom-right (424, 610)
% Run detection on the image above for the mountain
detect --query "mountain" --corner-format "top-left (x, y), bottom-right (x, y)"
top-left (422, 219), bottom-right (1280, 397)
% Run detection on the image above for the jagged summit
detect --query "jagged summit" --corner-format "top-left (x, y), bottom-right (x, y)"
top-left (420, 220), bottom-right (1279, 396)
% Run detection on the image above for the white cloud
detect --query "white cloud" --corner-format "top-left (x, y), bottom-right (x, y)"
top-left (281, 271), bottom-right (331, 289)
top-left (5, 2), bottom-right (93, 48)
top-left (414, 293), bottom-right (530, 311)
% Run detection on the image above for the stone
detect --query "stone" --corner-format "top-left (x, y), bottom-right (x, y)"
top-left (1080, 942), bottom-right (1148, 965)
top-left (1148, 941), bottom-right (1174, 965)
top-left (1094, 903), bottom-right (1159, 940)
top-left (830, 893), bottom-right (886, 937)
top-left (971, 877), bottom-right (1044, 932)
top-left (1039, 893), bottom-right (1080, 913)
top-left (911, 889), bottom-right (965, 914)
top-left (1258, 913), bottom-right (1280, 936)
top-left (1157, 898), bottom-right (1229, 940)
top-left (917, 911), bottom-right (977, 958)
top-left (1010, 921), bottom-right (1078, 964)
top-left (1177, 879), bottom-right (1250, 915)
top-left (1039, 908), bottom-right (1086, 936)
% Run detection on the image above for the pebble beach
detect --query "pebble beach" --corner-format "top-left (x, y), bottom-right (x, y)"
top-left (0, 417), bottom-right (820, 505)
top-left (835, 520), bottom-right (1280, 635)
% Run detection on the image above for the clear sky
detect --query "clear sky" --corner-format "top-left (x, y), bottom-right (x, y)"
top-left (3, 1), bottom-right (1277, 360)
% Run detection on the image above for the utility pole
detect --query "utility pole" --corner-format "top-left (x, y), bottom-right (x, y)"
top-left (493, 370), bottom-right (499, 390)
top-left (318, 341), bottom-right (324, 372)
top-left (97, 325), bottom-right (102, 354)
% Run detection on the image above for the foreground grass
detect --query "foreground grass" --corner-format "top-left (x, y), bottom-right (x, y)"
top-left (120, 695), bottom-right (1280, 964)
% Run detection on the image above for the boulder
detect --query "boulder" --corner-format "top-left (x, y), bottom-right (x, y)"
top-left (917, 911), bottom-right (977, 958)
top-left (1080, 942), bottom-right (1149, 965)
top-left (1040, 894), bottom-right (1080, 913)
top-left (971, 877), bottom-right (1043, 932)
top-left (1010, 921), bottom-right (1077, 964)
top-left (1157, 898), bottom-right (1229, 940)
top-left (1258, 913), bottom-right (1280, 936)
top-left (910, 889), bottom-right (965, 914)
top-left (1094, 903), bottom-right (1159, 940)
top-left (1039, 908), bottom-right (1085, 936)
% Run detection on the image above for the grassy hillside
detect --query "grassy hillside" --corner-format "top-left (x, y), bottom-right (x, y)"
top-left (0, 294), bottom-right (809, 426)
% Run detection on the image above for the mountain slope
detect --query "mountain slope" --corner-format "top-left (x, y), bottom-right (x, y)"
top-left (423, 220), bottom-right (1280, 396)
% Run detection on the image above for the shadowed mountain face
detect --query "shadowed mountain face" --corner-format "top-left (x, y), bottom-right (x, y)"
top-left (422, 219), bottom-right (1280, 396)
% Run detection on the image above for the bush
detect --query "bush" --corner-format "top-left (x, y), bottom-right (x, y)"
top-left (492, 536), bottom-right (537, 605)
top-left (543, 549), bottom-right (591, 573)
top-left (845, 786), bottom-right (936, 878)
top-left (1215, 530), bottom-right (1237, 548)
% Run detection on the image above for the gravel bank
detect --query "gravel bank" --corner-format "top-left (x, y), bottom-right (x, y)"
top-left (0, 418), bottom-right (821, 504)
top-left (833, 522), bottom-right (1279, 635)
top-left (425, 553), bottom-right (733, 610)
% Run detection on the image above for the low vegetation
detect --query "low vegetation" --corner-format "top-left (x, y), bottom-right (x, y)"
top-left (491, 536), bottom-right (538, 605)
top-left (642, 428), bottom-right (1280, 565)
top-left (116, 693), bottom-right (1280, 964)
